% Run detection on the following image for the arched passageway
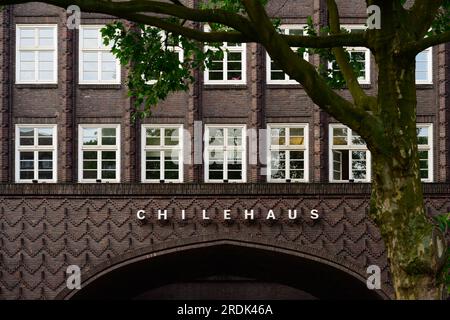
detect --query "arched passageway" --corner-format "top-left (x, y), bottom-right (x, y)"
top-left (60, 240), bottom-right (387, 300)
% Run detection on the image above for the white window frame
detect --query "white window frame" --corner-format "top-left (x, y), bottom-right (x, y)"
top-left (16, 24), bottom-right (58, 84)
top-left (328, 25), bottom-right (371, 85)
top-left (141, 124), bottom-right (184, 183)
top-left (79, 25), bottom-right (121, 84)
top-left (267, 123), bottom-right (309, 182)
top-left (415, 47), bottom-right (433, 84)
top-left (15, 124), bottom-right (57, 183)
top-left (266, 25), bottom-right (309, 85)
top-left (204, 124), bottom-right (247, 183)
top-left (78, 124), bottom-right (121, 183)
top-left (204, 25), bottom-right (246, 85)
top-left (417, 124), bottom-right (433, 182)
top-left (329, 124), bottom-right (371, 182)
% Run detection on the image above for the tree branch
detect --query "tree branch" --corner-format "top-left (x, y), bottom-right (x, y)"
top-left (241, 0), bottom-right (386, 153)
top-left (407, 0), bottom-right (445, 37)
top-left (0, 0), bottom-right (369, 48)
top-left (402, 30), bottom-right (450, 55)
top-left (326, 0), bottom-right (373, 111)
top-left (111, 12), bottom-right (254, 43)
top-left (0, 0), bottom-right (259, 36)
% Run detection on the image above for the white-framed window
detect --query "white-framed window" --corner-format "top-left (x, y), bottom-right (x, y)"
top-left (143, 28), bottom-right (184, 85)
top-left (204, 26), bottom-right (246, 85)
top-left (267, 124), bottom-right (309, 182)
top-left (79, 25), bottom-right (121, 84)
top-left (205, 125), bottom-right (246, 182)
top-left (266, 25), bottom-right (309, 84)
top-left (141, 124), bottom-right (183, 182)
top-left (329, 124), bottom-right (371, 182)
top-left (417, 124), bottom-right (433, 182)
top-left (15, 125), bottom-right (57, 183)
top-left (78, 124), bottom-right (120, 183)
top-left (415, 47), bottom-right (432, 84)
top-left (16, 24), bottom-right (57, 84)
top-left (329, 25), bottom-right (371, 85)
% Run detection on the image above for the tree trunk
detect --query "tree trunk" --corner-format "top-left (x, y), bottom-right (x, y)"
top-left (370, 149), bottom-right (447, 299)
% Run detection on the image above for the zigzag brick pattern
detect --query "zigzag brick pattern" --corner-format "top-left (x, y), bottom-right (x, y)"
top-left (0, 184), bottom-right (449, 299)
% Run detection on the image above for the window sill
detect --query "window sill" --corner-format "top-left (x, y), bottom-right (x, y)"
top-left (416, 84), bottom-right (434, 89)
top-left (79, 84), bottom-right (123, 90)
top-left (15, 84), bottom-right (58, 89)
top-left (266, 84), bottom-right (303, 89)
top-left (203, 84), bottom-right (247, 90)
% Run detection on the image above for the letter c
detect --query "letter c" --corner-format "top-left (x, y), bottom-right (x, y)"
top-left (137, 210), bottom-right (146, 220)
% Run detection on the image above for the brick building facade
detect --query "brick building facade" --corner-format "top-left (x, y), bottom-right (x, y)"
top-left (0, 0), bottom-right (449, 300)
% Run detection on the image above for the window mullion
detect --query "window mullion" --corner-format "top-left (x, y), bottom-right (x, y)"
top-left (286, 149), bottom-right (291, 181)
top-left (223, 50), bottom-right (228, 81)
top-left (160, 150), bottom-right (165, 181)
top-left (98, 51), bottom-right (102, 82)
top-left (224, 149), bottom-right (228, 181)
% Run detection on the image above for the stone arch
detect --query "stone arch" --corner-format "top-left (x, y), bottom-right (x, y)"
top-left (56, 236), bottom-right (390, 300)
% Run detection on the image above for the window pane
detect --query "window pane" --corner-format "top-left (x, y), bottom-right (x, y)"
top-left (290, 150), bottom-right (304, 179)
top-left (165, 170), bottom-right (179, 180)
top-left (227, 128), bottom-right (242, 146)
top-left (20, 71), bottom-right (34, 81)
top-left (83, 128), bottom-right (98, 145)
top-left (349, 51), bottom-right (366, 79)
top-left (102, 170), bottom-right (116, 179)
top-left (20, 128), bottom-right (34, 146)
top-left (333, 151), bottom-right (343, 181)
top-left (146, 128), bottom-right (160, 146)
top-left (270, 128), bottom-right (286, 145)
top-left (38, 128), bottom-right (53, 145)
top-left (20, 152), bottom-right (34, 170)
top-left (416, 50), bottom-right (430, 81)
top-left (209, 170), bottom-right (223, 180)
top-left (38, 152), bottom-right (53, 169)
top-left (102, 151), bottom-right (116, 160)
top-left (164, 128), bottom-right (179, 146)
top-left (146, 171), bottom-right (160, 180)
top-left (83, 151), bottom-right (97, 175)
top-left (352, 151), bottom-right (367, 180)
top-left (20, 171), bottom-right (34, 180)
top-left (351, 133), bottom-right (366, 145)
top-left (83, 151), bottom-right (97, 160)
top-left (271, 151), bottom-right (286, 179)
top-left (290, 170), bottom-right (304, 180)
top-left (333, 128), bottom-right (348, 145)
top-left (102, 128), bottom-right (116, 145)
top-left (417, 127), bottom-right (429, 145)
top-left (38, 171), bottom-right (53, 180)
top-left (209, 128), bottom-right (224, 146)
top-left (38, 52), bottom-right (53, 65)
top-left (289, 128), bottom-right (304, 145)
top-left (146, 152), bottom-right (161, 178)
top-left (83, 28), bottom-right (99, 48)
top-left (19, 149), bottom-right (35, 179)
top-left (208, 70), bottom-right (223, 80)
top-left (164, 150), bottom-right (179, 170)
top-left (20, 28), bottom-right (35, 47)
top-left (101, 52), bottom-right (117, 80)
top-left (209, 60), bottom-right (224, 71)
top-left (38, 28), bottom-right (54, 47)
top-left (83, 170), bottom-right (97, 179)
top-left (209, 150), bottom-right (224, 179)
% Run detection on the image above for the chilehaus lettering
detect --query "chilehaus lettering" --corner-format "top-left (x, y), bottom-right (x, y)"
top-left (136, 208), bottom-right (320, 221)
